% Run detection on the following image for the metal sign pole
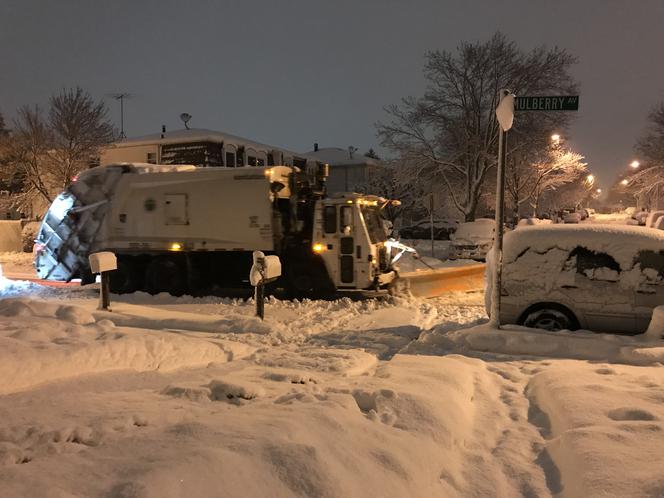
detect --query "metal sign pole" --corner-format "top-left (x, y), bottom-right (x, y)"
top-left (491, 90), bottom-right (515, 328)
top-left (490, 127), bottom-right (508, 327)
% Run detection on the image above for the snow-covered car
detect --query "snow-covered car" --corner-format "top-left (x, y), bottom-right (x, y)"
top-left (516, 217), bottom-right (553, 228)
top-left (562, 211), bottom-right (582, 224)
top-left (486, 224), bottom-right (664, 333)
top-left (633, 210), bottom-right (649, 226)
top-left (398, 219), bottom-right (459, 240)
top-left (449, 219), bottom-right (494, 260)
top-left (645, 210), bottom-right (664, 228)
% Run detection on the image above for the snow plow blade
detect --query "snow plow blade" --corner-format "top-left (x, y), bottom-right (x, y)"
top-left (392, 264), bottom-right (486, 298)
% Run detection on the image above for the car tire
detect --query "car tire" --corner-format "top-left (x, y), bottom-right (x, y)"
top-left (520, 306), bottom-right (578, 332)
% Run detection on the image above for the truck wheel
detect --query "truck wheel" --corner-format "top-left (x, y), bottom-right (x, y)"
top-left (285, 263), bottom-right (332, 299)
top-left (145, 257), bottom-right (186, 296)
top-left (109, 259), bottom-right (140, 294)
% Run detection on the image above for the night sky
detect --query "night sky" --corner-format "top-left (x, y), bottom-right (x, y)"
top-left (2, 0), bottom-right (663, 189)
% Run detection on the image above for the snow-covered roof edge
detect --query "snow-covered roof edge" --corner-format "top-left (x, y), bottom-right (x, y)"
top-left (109, 128), bottom-right (316, 161)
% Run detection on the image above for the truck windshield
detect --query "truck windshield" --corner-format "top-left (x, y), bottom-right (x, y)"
top-left (360, 205), bottom-right (387, 243)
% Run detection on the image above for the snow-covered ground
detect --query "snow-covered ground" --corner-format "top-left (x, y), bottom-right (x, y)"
top-left (0, 252), bottom-right (35, 276)
top-left (1, 269), bottom-right (664, 497)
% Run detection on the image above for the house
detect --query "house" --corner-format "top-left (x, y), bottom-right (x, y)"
top-left (304, 145), bottom-right (382, 193)
top-left (101, 128), bottom-right (320, 171)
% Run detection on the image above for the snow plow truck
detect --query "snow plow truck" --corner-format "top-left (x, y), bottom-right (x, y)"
top-left (34, 163), bottom-right (411, 297)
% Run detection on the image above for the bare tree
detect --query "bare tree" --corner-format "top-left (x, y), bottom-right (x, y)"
top-left (623, 102), bottom-right (664, 208)
top-left (2, 106), bottom-right (55, 207)
top-left (48, 87), bottom-right (114, 191)
top-left (636, 103), bottom-right (664, 164)
top-left (377, 33), bottom-right (578, 221)
top-left (506, 142), bottom-right (587, 219)
top-left (3, 88), bottom-right (114, 210)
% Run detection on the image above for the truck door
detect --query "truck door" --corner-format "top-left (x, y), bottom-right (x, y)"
top-left (338, 205), bottom-right (355, 285)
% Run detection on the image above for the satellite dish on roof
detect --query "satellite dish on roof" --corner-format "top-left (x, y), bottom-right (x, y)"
top-left (180, 113), bottom-right (192, 129)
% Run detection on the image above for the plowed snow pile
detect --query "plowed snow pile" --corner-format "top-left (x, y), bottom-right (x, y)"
top-left (0, 298), bottom-right (254, 395)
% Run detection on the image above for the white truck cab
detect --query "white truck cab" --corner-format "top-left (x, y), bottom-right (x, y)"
top-left (312, 193), bottom-right (395, 290)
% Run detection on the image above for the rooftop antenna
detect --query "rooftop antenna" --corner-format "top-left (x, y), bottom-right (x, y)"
top-left (348, 146), bottom-right (358, 159)
top-left (107, 93), bottom-right (133, 139)
top-left (180, 113), bottom-right (192, 130)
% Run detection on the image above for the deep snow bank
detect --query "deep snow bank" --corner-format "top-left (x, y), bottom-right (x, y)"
top-left (0, 298), bottom-right (254, 394)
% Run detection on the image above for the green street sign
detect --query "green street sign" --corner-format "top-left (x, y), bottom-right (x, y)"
top-left (515, 96), bottom-right (579, 111)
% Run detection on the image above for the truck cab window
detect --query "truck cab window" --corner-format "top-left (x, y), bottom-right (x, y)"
top-left (340, 206), bottom-right (353, 233)
top-left (360, 205), bottom-right (387, 243)
top-left (324, 206), bottom-right (337, 233)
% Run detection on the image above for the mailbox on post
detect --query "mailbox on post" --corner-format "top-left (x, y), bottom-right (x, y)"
top-left (88, 252), bottom-right (117, 311)
top-left (250, 251), bottom-right (281, 320)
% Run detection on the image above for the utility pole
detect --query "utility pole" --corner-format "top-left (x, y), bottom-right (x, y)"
top-left (108, 93), bottom-right (132, 139)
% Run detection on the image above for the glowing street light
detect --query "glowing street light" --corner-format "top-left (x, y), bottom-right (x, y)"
top-left (596, 188), bottom-right (602, 194)
top-left (586, 174), bottom-right (595, 184)
top-left (551, 133), bottom-right (561, 144)
top-left (630, 160), bottom-right (640, 169)
top-left (621, 179), bottom-right (629, 186)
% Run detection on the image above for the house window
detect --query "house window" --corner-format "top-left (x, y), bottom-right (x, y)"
top-left (225, 152), bottom-right (236, 167)
top-left (147, 152), bottom-right (157, 164)
top-left (247, 156), bottom-right (257, 167)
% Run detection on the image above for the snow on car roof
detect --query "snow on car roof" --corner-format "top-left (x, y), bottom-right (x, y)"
top-left (504, 224), bottom-right (664, 268)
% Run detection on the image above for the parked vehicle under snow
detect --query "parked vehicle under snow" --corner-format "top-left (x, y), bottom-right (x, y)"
top-left (449, 219), bottom-right (495, 261)
top-left (486, 224), bottom-right (664, 334)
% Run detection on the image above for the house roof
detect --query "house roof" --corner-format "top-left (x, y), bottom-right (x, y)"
top-left (304, 147), bottom-right (381, 166)
top-left (110, 128), bottom-right (307, 158)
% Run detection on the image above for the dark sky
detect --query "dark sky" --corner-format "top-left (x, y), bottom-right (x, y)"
top-left (2, 0), bottom-right (663, 189)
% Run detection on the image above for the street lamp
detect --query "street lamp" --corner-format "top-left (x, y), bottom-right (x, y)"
top-left (586, 174), bottom-right (595, 184)
top-left (596, 188), bottom-right (602, 194)
top-left (630, 160), bottom-right (640, 169)
top-left (621, 179), bottom-right (629, 186)
top-left (551, 134), bottom-right (561, 144)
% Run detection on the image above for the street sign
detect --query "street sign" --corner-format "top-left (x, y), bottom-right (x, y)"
top-left (514, 95), bottom-right (579, 111)
top-left (496, 92), bottom-right (515, 131)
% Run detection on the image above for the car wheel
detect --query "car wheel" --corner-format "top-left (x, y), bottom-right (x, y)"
top-left (521, 307), bottom-right (577, 331)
